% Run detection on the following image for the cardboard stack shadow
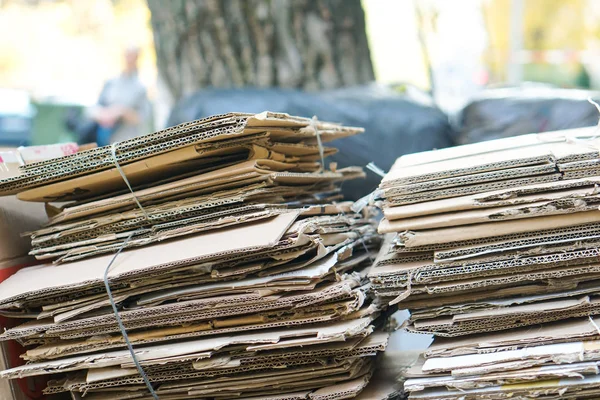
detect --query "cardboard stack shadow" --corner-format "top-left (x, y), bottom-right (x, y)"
top-left (0, 112), bottom-right (397, 400)
top-left (369, 126), bottom-right (600, 399)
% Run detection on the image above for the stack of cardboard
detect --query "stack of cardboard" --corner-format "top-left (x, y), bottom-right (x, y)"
top-left (0, 112), bottom-right (398, 399)
top-left (0, 112), bottom-right (366, 263)
top-left (369, 126), bottom-right (600, 398)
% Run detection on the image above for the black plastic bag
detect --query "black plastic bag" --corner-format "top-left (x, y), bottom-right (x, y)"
top-left (458, 86), bottom-right (599, 144)
top-left (168, 86), bottom-right (454, 200)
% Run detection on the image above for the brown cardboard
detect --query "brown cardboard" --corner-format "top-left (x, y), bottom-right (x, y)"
top-left (397, 210), bottom-right (600, 247)
top-left (384, 173), bottom-right (561, 206)
top-left (0, 142), bottom-right (84, 179)
top-left (31, 205), bottom-right (293, 262)
top-left (383, 177), bottom-right (600, 220)
top-left (434, 221), bottom-right (600, 262)
top-left (0, 212), bottom-right (299, 307)
top-left (411, 281), bottom-right (600, 320)
top-left (0, 195), bottom-right (47, 262)
top-left (9, 276), bottom-right (367, 347)
top-left (393, 127), bottom-right (598, 170)
top-left (46, 161), bottom-right (359, 226)
top-left (380, 196), bottom-right (600, 233)
top-left (384, 163), bottom-right (556, 196)
top-left (421, 339), bottom-right (600, 374)
top-left (381, 146), bottom-right (554, 187)
top-left (0, 317), bottom-right (374, 379)
top-left (405, 374), bottom-right (600, 400)
top-left (0, 112), bottom-right (378, 399)
top-left (18, 140), bottom-right (342, 204)
top-left (0, 112), bottom-right (363, 195)
top-left (18, 138), bottom-right (270, 202)
top-left (405, 361), bottom-right (599, 393)
top-left (72, 332), bottom-right (387, 387)
top-left (375, 129), bottom-right (600, 400)
top-left (407, 295), bottom-right (600, 336)
top-left (425, 317), bottom-right (600, 358)
top-left (563, 167), bottom-right (600, 179)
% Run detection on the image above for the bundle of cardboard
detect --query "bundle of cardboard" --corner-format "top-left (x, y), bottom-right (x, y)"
top-left (0, 112), bottom-right (400, 399)
top-left (369, 126), bottom-right (600, 398)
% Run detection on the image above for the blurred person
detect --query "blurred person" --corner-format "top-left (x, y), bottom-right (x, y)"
top-left (90, 45), bottom-right (149, 146)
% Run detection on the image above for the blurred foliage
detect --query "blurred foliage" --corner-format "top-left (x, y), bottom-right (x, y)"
top-left (483, 0), bottom-right (591, 84)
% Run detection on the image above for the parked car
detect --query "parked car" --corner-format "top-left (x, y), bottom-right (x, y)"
top-left (0, 88), bottom-right (36, 146)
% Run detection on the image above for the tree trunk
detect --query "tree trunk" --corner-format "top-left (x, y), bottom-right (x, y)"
top-left (147, 0), bottom-right (374, 102)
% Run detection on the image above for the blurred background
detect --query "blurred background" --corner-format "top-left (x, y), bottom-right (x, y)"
top-left (1, 0), bottom-right (600, 197)
top-left (3, 0), bottom-right (598, 380)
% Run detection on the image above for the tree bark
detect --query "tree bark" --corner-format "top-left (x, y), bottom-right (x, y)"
top-left (147, 0), bottom-right (374, 102)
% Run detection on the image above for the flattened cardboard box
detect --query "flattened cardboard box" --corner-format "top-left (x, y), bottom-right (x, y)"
top-left (381, 146), bottom-right (555, 187)
top-left (0, 212), bottom-right (299, 307)
top-left (383, 163), bottom-right (556, 197)
top-left (407, 377), bottom-right (600, 400)
top-left (19, 138), bottom-right (272, 202)
top-left (0, 317), bottom-right (374, 379)
top-left (396, 210), bottom-right (600, 247)
top-left (384, 176), bottom-right (600, 220)
top-left (45, 161), bottom-right (361, 226)
top-left (408, 295), bottom-right (600, 336)
top-left (380, 196), bottom-right (600, 233)
top-left (58, 332), bottom-right (387, 392)
top-left (425, 317), bottom-right (600, 358)
top-left (393, 126), bottom-right (598, 170)
top-left (8, 278), bottom-right (370, 353)
top-left (434, 221), bottom-right (600, 262)
top-left (405, 361), bottom-right (600, 393)
top-left (421, 339), bottom-right (600, 375)
top-left (410, 281), bottom-right (600, 320)
top-left (387, 127), bottom-right (598, 176)
top-left (0, 112), bottom-right (362, 195)
top-left (18, 139), bottom-right (338, 203)
top-left (383, 174), bottom-right (561, 206)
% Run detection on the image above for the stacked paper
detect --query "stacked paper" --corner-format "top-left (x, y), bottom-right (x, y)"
top-left (0, 112), bottom-right (398, 400)
top-left (370, 126), bottom-right (600, 399)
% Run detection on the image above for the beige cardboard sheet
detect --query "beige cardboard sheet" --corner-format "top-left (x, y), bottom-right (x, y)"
top-left (384, 177), bottom-right (600, 220)
top-left (409, 296), bottom-right (600, 337)
top-left (393, 127), bottom-right (598, 169)
top-left (407, 373), bottom-right (600, 400)
top-left (426, 317), bottom-right (600, 358)
top-left (383, 173), bottom-right (562, 207)
top-left (17, 141), bottom-right (269, 202)
top-left (47, 159), bottom-right (352, 225)
top-left (383, 163), bottom-right (556, 196)
top-left (411, 282), bottom-right (600, 320)
top-left (434, 221), bottom-right (600, 262)
top-left (422, 339), bottom-right (600, 374)
top-left (0, 112), bottom-right (362, 195)
top-left (0, 317), bottom-right (373, 379)
top-left (410, 264), bottom-right (600, 298)
top-left (405, 362), bottom-right (600, 393)
top-left (0, 195), bottom-right (48, 262)
top-left (0, 212), bottom-right (299, 306)
top-left (381, 146), bottom-right (554, 187)
top-left (397, 210), bottom-right (600, 247)
top-left (380, 196), bottom-right (600, 233)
